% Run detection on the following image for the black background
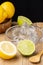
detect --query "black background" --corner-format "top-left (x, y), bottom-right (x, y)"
top-left (0, 0), bottom-right (43, 22)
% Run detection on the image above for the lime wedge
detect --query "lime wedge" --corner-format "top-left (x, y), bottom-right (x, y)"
top-left (17, 40), bottom-right (35, 56)
top-left (17, 16), bottom-right (32, 26)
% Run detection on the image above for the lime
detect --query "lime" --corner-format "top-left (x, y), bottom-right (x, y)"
top-left (17, 40), bottom-right (35, 56)
top-left (17, 16), bottom-right (32, 26)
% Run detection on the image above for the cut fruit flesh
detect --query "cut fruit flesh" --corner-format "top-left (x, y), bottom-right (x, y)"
top-left (17, 40), bottom-right (35, 56)
top-left (0, 41), bottom-right (17, 59)
top-left (17, 16), bottom-right (32, 26)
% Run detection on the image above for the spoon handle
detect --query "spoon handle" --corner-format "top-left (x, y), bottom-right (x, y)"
top-left (38, 50), bottom-right (43, 56)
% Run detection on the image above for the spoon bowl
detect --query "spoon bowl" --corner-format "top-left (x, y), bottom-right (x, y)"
top-left (29, 50), bottom-right (43, 63)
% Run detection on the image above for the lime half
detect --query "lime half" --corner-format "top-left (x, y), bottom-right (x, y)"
top-left (17, 16), bottom-right (32, 26)
top-left (17, 40), bottom-right (35, 56)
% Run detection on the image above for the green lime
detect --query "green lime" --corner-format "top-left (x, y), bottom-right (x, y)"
top-left (17, 16), bottom-right (32, 26)
top-left (17, 40), bottom-right (35, 56)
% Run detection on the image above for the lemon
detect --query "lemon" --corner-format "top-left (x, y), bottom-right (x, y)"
top-left (17, 16), bottom-right (32, 26)
top-left (0, 41), bottom-right (17, 59)
top-left (17, 40), bottom-right (35, 56)
top-left (0, 6), bottom-right (7, 23)
top-left (1, 1), bottom-right (15, 18)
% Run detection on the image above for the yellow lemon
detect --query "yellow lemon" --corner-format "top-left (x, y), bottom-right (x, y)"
top-left (1, 1), bottom-right (15, 18)
top-left (0, 6), bottom-right (7, 23)
top-left (0, 41), bottom-right (17, 59)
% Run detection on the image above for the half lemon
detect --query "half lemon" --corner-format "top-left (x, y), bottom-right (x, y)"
top-left (0, 41), bottom-right (17, 59)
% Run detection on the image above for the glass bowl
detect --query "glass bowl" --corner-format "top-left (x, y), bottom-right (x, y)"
top-left (5, 23), bottom-right (42, 45)
top-left (39, 28), bottom-right (43, 43)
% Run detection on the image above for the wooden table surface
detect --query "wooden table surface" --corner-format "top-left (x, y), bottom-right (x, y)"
top-left (0, 22), bottom-right (43, 65)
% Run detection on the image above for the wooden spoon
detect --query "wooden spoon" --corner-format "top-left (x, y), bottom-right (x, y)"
top-left (29, 50), bottom-right (43, 63)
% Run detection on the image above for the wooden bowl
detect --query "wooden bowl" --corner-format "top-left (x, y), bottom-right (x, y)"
top-left (0, 19), bottom-right (12, 33)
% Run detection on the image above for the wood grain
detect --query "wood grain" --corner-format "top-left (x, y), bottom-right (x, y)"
top-left (0, 22), bottom-right (43, 65)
